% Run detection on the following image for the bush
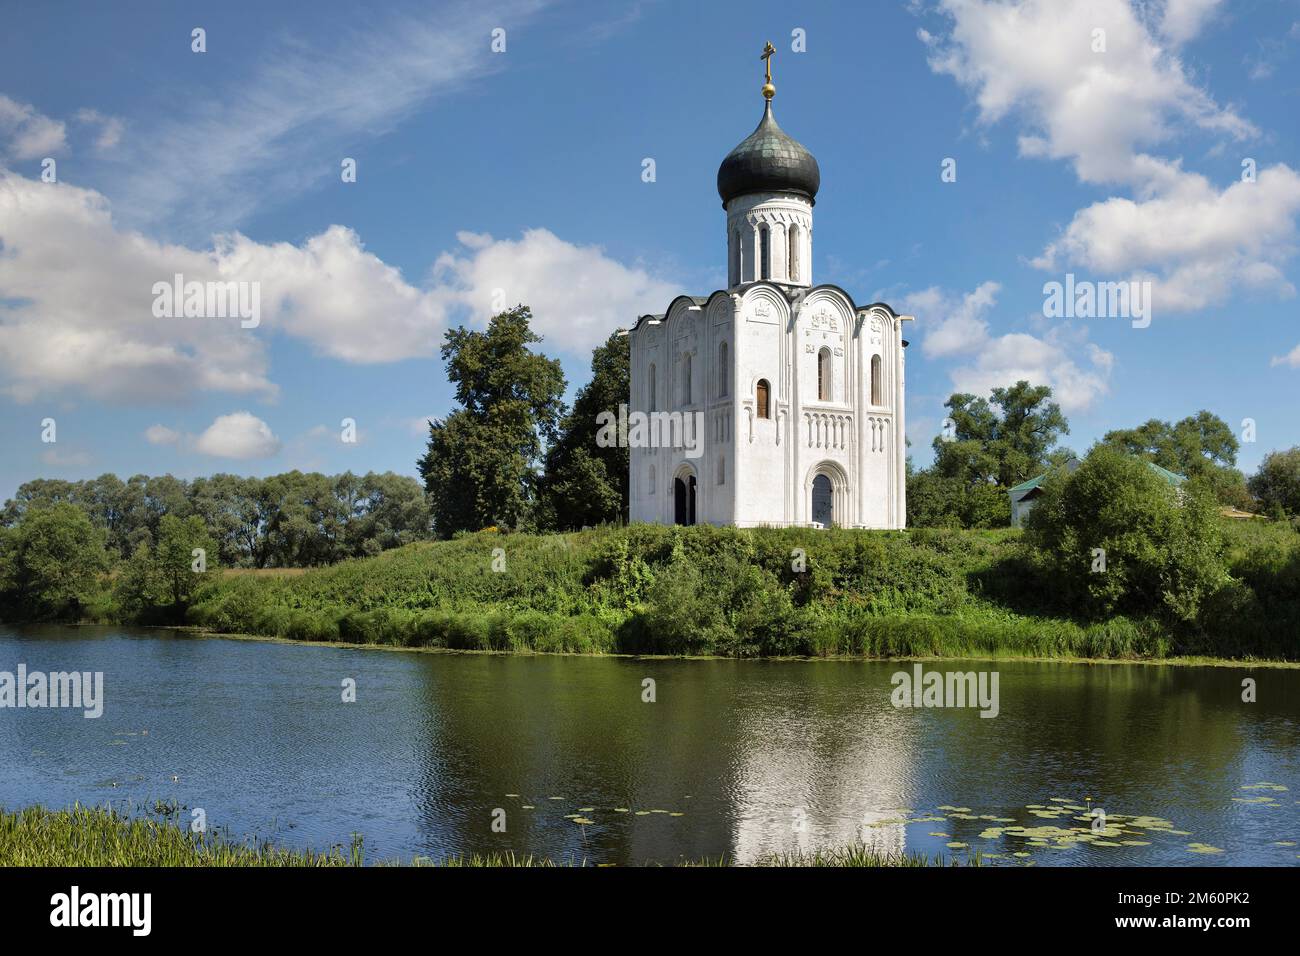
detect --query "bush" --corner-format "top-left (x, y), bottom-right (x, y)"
top-left (1024, 447), bottom-right (1227, 622)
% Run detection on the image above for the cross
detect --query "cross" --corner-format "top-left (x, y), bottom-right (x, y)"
top-left (760, 41), bottom-right (776, 84)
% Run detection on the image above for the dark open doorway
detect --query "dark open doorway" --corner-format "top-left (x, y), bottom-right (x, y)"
top-left (673, 474), bottom-right (697, 525)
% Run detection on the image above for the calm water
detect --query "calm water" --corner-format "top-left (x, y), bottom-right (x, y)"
top-left (1, 625), bottom-right (1297, 866)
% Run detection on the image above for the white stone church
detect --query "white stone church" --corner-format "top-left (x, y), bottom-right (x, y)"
top-left (627, 54), bottom-right (912, 529)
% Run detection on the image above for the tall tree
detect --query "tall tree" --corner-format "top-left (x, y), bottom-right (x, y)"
top-left (539, 331), bottom-right (630, 530)
top-left (1103, 410), bottom-right (1249, 507)
top-left (0, 504), bottom-right (110, 620)
top-left (932, 381), bottom-right (1069, 488)
top-left (417, 306), bottom-right (566, 536)
top-left (1248, 447), bottom-right (1300, 518)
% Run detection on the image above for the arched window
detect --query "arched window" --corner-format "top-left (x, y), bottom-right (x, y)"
top-left (870, 354), bottom-right (882, 406)
top-left (682, 353), bottom-right (692, 405)
top-left (648, 465), bottom-right (656, 495)
top-left (648, 363), bottom-right (656, 412)
top-left (788, 224), bottom-right (800, 282)
top-left (731, 230), bottom-right (741, 285)
top-left (717, 456), bottom-right (725, 485)
top-left (756, 378), bottom-right (771, 419)
top-left (718, 341), bottom-right (728, 397)
top-left (817, 347), bottom-right (831, 401)
top-left (759, 224), bottom-right (770, 280)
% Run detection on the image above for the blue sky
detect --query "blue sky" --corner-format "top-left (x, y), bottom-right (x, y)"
top-left (1, 0), bottom-right (1297, 500)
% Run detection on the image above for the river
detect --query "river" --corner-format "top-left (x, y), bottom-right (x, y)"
top-left (1, 625), bottom-right (1296, 865)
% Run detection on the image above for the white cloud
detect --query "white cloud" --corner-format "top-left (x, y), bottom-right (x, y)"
top-left (905, 280), bottom-right (1112, 412)
top-left (923, 0), bottom-right (1253, 187)
top-left (194, 412), bottom-right (282, 459)
top-left (0, 172), bottom-right (672, 404)
top-left (904, 281), bottom-right (1001, 358)
top-left (923, 0), bottom-right (1300, 319)
top-left (430, 229), bottom-right (678, 352)
top-left (218, 225), bottom-right (447, 363)
top-left (949, 330), bottom-right (1112, 412)
top-left (143, 424), bottom-right (181, 445)
top-left (0, 171), bottom-right (275, 403)
top-left (1158, 0), bottom-right (1223, 47)
top-left (0, 94), bottom-right (67, 160)
top-left (1271, 343), bottom-right (1300, 369)
top-left (1033, 165), bottom-right (1300, 311)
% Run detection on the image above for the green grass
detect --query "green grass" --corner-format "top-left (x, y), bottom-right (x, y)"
top-left (0, 804), bottom-right (366, 867)
top-left (179, 521), bottom-right (1300, 661)
top-left (0, 804), bottom-right (955, 867)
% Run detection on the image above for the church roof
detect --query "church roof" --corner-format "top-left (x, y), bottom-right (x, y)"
top-left (717, 101), bottom-right (820, 207)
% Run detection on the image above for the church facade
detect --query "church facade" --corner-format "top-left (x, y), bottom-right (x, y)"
top-left (626, 51), bottom-right (912, 529)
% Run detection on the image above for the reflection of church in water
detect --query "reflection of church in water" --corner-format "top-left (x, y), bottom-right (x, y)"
top-left (627, 45), bottom-right (913, 529)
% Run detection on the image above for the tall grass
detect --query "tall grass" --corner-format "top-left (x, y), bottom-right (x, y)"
top-left (178, 521), bottom-right (1300, 661)
top-left (0, 805), bottom-right (942, 867)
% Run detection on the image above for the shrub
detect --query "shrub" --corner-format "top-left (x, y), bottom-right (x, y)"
top-left (1025, 447), bottom-right (1226, 621)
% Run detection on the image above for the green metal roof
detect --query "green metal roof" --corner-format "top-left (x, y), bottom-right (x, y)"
top-left (1009, 457), bottom-right (1187, 496)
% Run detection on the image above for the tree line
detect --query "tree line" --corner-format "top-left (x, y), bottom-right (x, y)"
top-left (1, 470), bottom-right (431, 568)
top-left (907, 382), bottom-right (1300, 528)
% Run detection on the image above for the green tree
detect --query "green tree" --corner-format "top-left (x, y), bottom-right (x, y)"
top-left (1024, 445), bottom-right (1226, 621)
top-left (933, 380), bottom-right (1069, 488)
top-left (539, 331), bottom-right (630, 530)
top-left (906, 471), bottom-right (1010, 528)
top-left (1102, 411), bottom-right (1248, 507)
top-left (418, 306), bottom-right (566, 536)
top-left (1248, 447), bottom-right (1300, 518)
top-left (909, 380), bottom-right (1067, 527)
top-left (0, 504), bottom-right (110, 621)
top-left (155, 514), bottom-right (218, 607)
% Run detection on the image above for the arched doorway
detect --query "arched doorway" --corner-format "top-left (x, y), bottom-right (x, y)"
top-left (674, 472), bottom-right (697, 526)
top-left (811, 473), bottom-right (833, 527)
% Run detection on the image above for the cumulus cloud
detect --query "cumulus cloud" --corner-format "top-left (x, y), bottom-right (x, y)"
top-left (1033, 166), bottom-right (1300, 310)
top-left (948, 331), bottom-right (1111, 412)
top-left (194, 412), bottom-right (282, 459)
top-left (904, 281), bottom-right (1001, 358)
top-left (0, 94), bottom-right (67, 160)
top-left (217, 225), bottom-right (447, 363)
top-left (905, 281), bottom-right (1112, 412)
top-left (430, 229), bottom-right (678, 352)
top-left (922, 0), bottom-right (1253, 187)
top-left (0, 173), bottom-right (673, 404)
top-left (0, 171), bottom-right (275, 403)
top-left (922, 0), bottom-right (1299, 322)
top-left (143, 424), bottom-right (181, 445)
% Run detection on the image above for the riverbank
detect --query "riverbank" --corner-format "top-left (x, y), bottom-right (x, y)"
top-left (179, 625), bottom-right (1300, 668)
top-left (178, 522), bottom-right (1298, 662)
top-left (7, 522), bottom-right (1297, 662)
top-left (0, 805), bottom-right (964, 867)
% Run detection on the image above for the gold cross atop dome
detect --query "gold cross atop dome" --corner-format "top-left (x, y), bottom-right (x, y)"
top-left (760, 41), bottom-right (776, 100)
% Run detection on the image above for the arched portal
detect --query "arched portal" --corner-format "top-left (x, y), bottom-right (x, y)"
top-left (811, 474), bottom-right (833, 527)
top-left (673, 465), bottom-right (698, 526)
top-left (805, 461), bottom-right (850, 528)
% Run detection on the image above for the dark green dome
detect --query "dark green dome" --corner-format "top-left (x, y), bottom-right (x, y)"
top-left (717, 102), bottom-right (820, 206)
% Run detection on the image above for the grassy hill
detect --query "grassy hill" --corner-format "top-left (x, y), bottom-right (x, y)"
top-left (187, 521), bottom-right (1300, 662)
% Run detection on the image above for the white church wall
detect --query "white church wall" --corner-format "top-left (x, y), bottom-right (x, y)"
top-left (731, 288), bottom-right (786, 526)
